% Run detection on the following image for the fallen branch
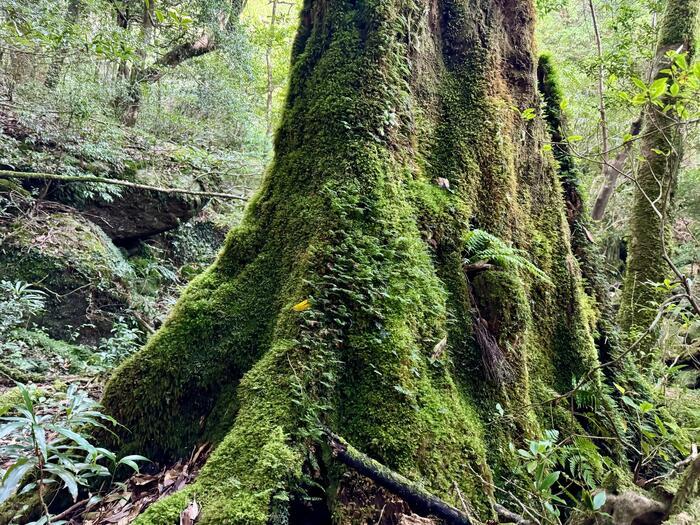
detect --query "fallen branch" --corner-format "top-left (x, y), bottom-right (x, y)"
top-left (324, 430), bottom-right (472, 525)
top-left (0, 363), bottom-right (44, 385)
top-left (0, 170), bottom-right (248, 201)
top-left (494, 503), bottom-right (532, 525)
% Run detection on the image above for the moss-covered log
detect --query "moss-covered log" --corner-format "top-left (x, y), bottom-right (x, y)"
top-left (618, 0), bottom-right (700, 360)
top-left (101, 0), bottom-right (624, 523)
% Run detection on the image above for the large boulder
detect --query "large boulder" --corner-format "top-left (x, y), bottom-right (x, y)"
top-left (0, 201), bottom-right (134, 345)
top-left (74, 165), bottom-right (206, 245)
top-left (0, 109), bottom-right (208, 244)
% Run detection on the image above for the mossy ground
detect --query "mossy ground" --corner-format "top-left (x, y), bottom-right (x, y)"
top-left (102, 0), bottom-right (628, 523)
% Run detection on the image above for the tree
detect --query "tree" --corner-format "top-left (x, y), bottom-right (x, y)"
top-left (618, 0), bottom-right (700, 358)
top-left (44, 0), bottom-right (82, 89)
top-left (113, 0), bottom-right (246, 126)
top-left (102, 0), bottom-right (623, 523)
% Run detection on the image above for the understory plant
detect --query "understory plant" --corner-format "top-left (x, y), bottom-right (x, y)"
top-left (0, 383), bottom-right (147, 524)
top-left (0, 281), bottom-right (45, 336)
top-left (508, 429), bottom-right (610, 524)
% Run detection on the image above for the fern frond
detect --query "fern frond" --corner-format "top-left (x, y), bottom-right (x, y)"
top-left (463, 229), bottom-right (552, 284)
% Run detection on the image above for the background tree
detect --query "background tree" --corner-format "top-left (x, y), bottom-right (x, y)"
top-left (618, 0), bottom-right (700, 360)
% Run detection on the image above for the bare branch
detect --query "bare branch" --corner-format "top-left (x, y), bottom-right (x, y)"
top-left (0, 170), bottom-right (248, 201)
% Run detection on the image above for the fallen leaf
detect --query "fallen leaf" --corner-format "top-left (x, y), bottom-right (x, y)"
top-left (431, 336), bottom-right (448, 360)
top-left (436, 177), bottom-right (450, 189)
top-left (292, 299), bottom-right (311, 312)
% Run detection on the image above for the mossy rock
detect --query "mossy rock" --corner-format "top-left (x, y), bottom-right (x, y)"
top-left (0, 178), bottom-right (30, 196)
top-left (0, 208), bottom-right (135, 345)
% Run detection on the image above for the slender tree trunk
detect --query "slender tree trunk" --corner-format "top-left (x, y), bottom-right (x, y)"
top-left (587, 0), bottom-right (610, 201)
top-left (590, 119), bottom-right (641, 221)
top-left (44, 0), bottom-right (82, 89)
top-left (618, 0), bottom-right (700, 359)
top-left (119, 0), bottom-right (155, 126)
top-left (265, 0), bottom-right (278, 136)
top-left (103, 1), bottom-right (624, 523)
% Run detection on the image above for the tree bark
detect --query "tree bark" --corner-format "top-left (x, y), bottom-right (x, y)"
top-left (618, 0), bottom-right (700, 359)
top-left (101, 1), bottom-right (625, 523)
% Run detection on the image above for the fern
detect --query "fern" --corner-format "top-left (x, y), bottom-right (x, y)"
top-left (463, 229), bottom-right (552, 284)
top-left (556, 436), bottom-right (604, 489)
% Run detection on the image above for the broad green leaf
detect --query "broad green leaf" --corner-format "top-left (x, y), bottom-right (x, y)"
top-left (639, 401), bottom-right (654, 414)
top-left (675, 53), bottom-right (688, 70)
top-left (0, 458), bottom-right (34, 503)
top-left (50, 426), bottom-right (96, 454)
top-left (539, 471), bottom-right (560, 491)
top-left (44, 464), bottom-right (79, 501)
top-left (649, 78), bottom-right (668, 99)
top-left (32, 424), bottom-right (47, 460)
top-left (632, 77), bottom-right (647, 90)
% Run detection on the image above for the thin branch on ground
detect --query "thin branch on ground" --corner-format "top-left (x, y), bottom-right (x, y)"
top-left (0, 170), bottom-right (249, 201)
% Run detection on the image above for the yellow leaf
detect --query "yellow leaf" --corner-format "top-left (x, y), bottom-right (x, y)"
top-left (292, 299), bottom-right (311, 312)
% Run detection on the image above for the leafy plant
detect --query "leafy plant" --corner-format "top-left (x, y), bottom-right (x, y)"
top-left (0, 281), bottom-right (45, 335)
top-left (97, 318), bottom-right (142, 367)
top-left (614, 383), bottom-right (690, 478)
top-left (503, 426), bottom-right (613, 524)
top-left (0, 384), bottom-right (147, 524)
top-left (510, 430), bottom-right (567, 521)
top-left (463, 229), bottom-right (552, 284)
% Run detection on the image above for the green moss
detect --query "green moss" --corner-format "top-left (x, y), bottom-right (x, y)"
top-left (0, 490), bottom-right (42, 525)
top-left (5, 329), bottom-right (97, 375)
top-left (0, 178), bottom-right (30, 196)
top-left (101, 0), bottom-right (626, 522)
top-left (0, 386), bottom-right (23, 414)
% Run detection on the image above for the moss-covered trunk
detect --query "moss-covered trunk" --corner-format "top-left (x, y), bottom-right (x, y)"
top-left (618, 0), bottom-right (700, 359)
top-left (103, 0), bottom-right (619, 522)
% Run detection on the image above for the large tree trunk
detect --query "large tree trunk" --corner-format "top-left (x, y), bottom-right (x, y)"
top-left (102, 0), bottom-right (621, 523)
top-left (618, 0), bottom-right (700, 359)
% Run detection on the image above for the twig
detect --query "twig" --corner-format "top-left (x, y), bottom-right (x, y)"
top-left (494, 504), bottom-right (532, 525)
top-left (51, 497), bottom-right (89, 521)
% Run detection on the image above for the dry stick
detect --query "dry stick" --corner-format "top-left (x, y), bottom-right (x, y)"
top-left (494, 504), bottom-right (532, 525)
top-left (51, 498), bottom-right (89, 522)
top-left (0, 170), bottom-right (248, 201)
top-left (324, 431), bottom-right (472, 525)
